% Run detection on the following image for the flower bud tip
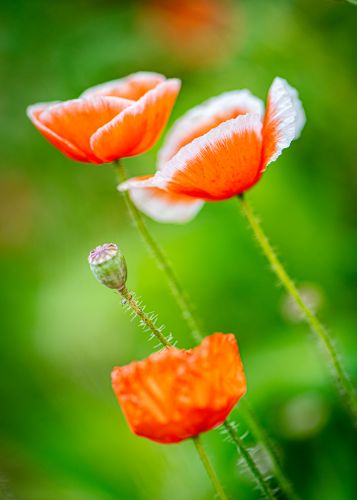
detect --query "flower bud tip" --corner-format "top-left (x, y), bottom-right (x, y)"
top-left (88, 243), bottom-right (127, 290)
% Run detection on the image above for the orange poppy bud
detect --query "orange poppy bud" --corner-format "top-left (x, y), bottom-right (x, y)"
top-left (112, 333), bottom-right (246, 444)
top-left (119, 77), bottom-right (305, 223)
top-left (27, 72), bottom-right (181, 164)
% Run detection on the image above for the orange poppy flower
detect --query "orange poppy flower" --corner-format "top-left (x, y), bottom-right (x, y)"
top-left (112, 333), bottom-right (246, 444)
top-left (27, 72), bottom-right (181, 164)
top-left (119, 77), bottom-right (305, 223)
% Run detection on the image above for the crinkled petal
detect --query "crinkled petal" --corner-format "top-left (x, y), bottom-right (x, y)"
top-left (91, 79), bottom-right (181, 162)
top-left (262, 77), bottom-right (306, 168)
top-left (36, 96), bottom-right (133, 163)
top-left (120, 175), bottom-right (204, 224)
top-left (158, 90), bottom-right (264, 168)
top-left (153, 113), bottom-right (263, 200)
top-left (112, 333), bottom-right (246, 444)
top-left (80, 72), bottom-right (166, 100)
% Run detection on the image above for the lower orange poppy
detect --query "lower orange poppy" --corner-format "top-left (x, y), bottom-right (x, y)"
top-left (112, 333), bottom-right (246, 444)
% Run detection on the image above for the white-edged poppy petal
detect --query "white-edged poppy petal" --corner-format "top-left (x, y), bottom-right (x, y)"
top-left (158, 90), bottom-right (264, 168)
top-left (120, 176), bottom-right (204, 224)
top-left (80, 72), bottom-right (166, 100)
top-left (262, 77), bottom-right (306, 168)
top-left (153, 113), bottom-right (263, 201)
top-left (27, 103), bottom-right (90, 162)
top-left (119, 175), bottom-right (158, 192)
top-left (91, 79), bottom-right (181, 162)
top-left (35, 96), bottom-right (133, 163)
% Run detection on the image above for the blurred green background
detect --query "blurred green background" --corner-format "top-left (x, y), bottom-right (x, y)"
top-left (1, 0), bottom-right (357, 498)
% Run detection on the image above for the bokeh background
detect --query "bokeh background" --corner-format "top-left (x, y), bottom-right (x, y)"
top-left (1, 0), bottom-right (357, 498)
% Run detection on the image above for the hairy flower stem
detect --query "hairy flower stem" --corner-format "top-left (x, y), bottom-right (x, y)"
top-left (120, 286), bottom-right (172, 347)
top-left (224, 419), bottom-right (276, 500)
top-left (117, 286), bottom-right (227, 500)
top-left (238, 194), bottom-right (357, 424)
top-left (115, 161), bottom-right (202, 343)
top-left (115, 161), bottom-right (295, 499)
top-left (238, 401), bottom-right (298, 500)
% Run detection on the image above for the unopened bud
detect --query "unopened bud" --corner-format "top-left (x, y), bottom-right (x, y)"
top-left (88, 243), bottom-right (127, 290)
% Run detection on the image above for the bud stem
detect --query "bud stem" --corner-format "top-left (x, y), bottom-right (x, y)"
top-left (237, 194), bottom-right (357, 425)
top-left (119, 286), bottom-right (172, 348)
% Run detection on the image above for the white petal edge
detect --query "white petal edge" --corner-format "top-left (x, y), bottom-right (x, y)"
top-left (121, 184), bottom-right (204, 224)
top-left (283, 80), bottom-right (306, 139)
top-left (156, 113), bottom-right (263, 187)
top-left (158, 90), bottom-right (264, 168)
top-left (90, 79), bottom-right (181, 159)
top-left (80, 72), bottom-right (166, 98)
top-left (38, 96), bottom-right (134, 119)
top-left (264, 77), bottom-right (306, 165)
top-left (119, 176), bottom-right (157, 192)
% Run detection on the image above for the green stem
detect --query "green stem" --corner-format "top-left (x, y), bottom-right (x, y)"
top-left (238, 194), bottom-right (357, 424)
top-left (119, 286), bottom-right (172, 347)
top-left (117, 286), bottom-right (227, 499)
top-left (239, 400), bottom-right (298, 499)
top-left (115, 160), bottom-right (203, 343)
top-left (193, 436), bottom-right (228, 500)
top-left (223, 419), bottom-right (276, 500)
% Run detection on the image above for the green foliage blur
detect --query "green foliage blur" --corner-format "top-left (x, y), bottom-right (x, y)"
top-left (1, 0), bottom-right (357, 498)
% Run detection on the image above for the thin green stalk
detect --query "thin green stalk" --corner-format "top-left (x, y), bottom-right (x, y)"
top-left (224, 419), bottom-right (276, 500)
top-left (120, 286), bottom-right (171, 347)
top-left (115, 160), bottom-right (202, 343)
top-left (193, 436), bottom-right (228, 500)
top-left (115, 161), bottom-right (295, 498)
top-left (238, 194), bottom-right (357, 424)
top-left (117, 285), bottom-right (227, 500)
top-left (239, 400), bottom-right (298, 500)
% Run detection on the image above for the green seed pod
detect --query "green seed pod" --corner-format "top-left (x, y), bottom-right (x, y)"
top-left (88, 243), bottom-right (127, 290)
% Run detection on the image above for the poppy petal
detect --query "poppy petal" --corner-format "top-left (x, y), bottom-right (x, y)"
top-left (37, 97), bottom-right (133, 163)
top-left (153, 113), bottom-right (263, 200)
top-left (80, 71), bottom-right (166, 101)
top-left (119, 175), bottom-right (204, 224)
top-left (91, 79), bottom-right (181, 162)
top-left (112, 333), bottom-right (246, 444)
top-left (262, 77), bottom-right (306, 168)
top-left (158, 90), bottom-right (264, 168)
top-left (27, 103), bottom-right (90, 163)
